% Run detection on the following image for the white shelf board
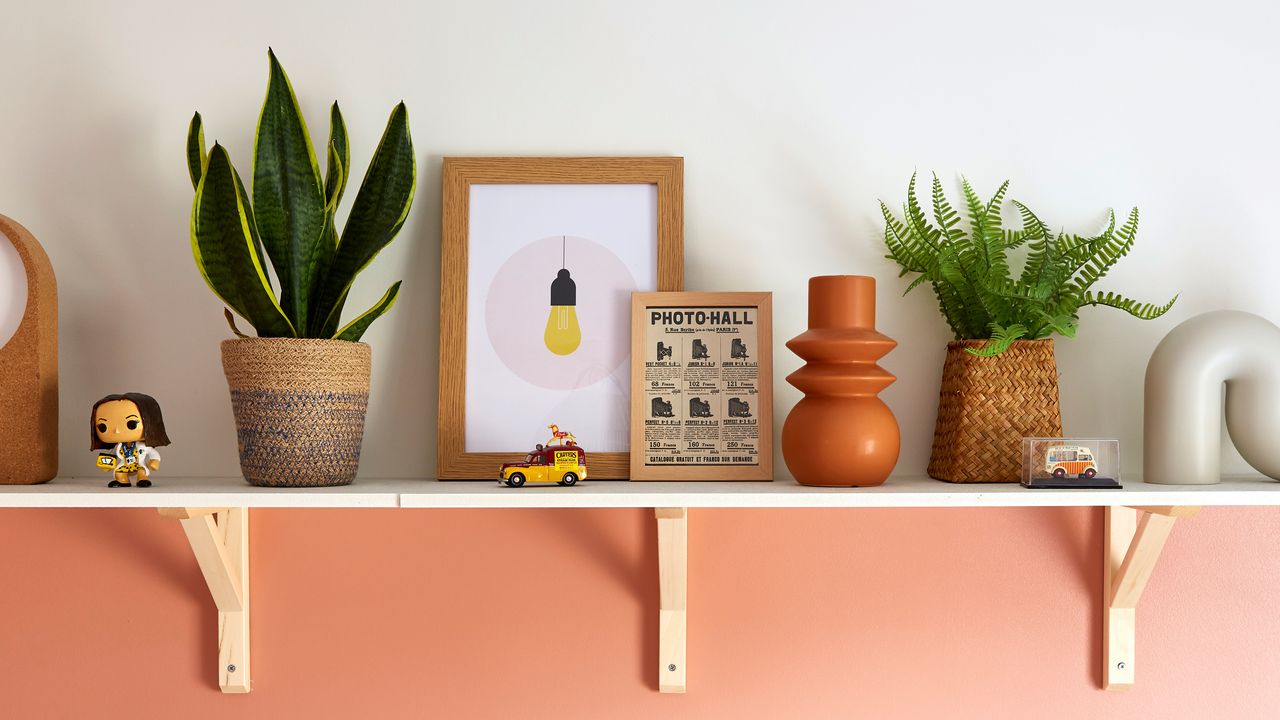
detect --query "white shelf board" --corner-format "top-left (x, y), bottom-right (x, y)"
top-left (0, 477), bottom-right (403, 508)
top-left (0, 474), bottom-right (1278, 508)
top-left (400, 474), bottom-right (1280, 508)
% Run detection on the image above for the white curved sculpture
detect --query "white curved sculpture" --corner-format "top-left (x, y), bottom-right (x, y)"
top-left (1145, 310), bottom-right (1280, 484)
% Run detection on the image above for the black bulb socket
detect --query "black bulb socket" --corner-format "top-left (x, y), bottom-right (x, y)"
top-left (550, 268), bottom-right (576, 306)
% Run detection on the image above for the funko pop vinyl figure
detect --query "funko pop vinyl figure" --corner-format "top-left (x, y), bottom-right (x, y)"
top-left (91, 393), bottom-right (170, 488)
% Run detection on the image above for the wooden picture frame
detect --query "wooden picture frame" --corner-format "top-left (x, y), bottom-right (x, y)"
top-left (438, 157), bottom-right (684, 479)
top-left (630, 292), bottom-right (773, 481)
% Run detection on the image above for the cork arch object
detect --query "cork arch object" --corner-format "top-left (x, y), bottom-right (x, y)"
top-left (0, 214), bottom-right (57, 484)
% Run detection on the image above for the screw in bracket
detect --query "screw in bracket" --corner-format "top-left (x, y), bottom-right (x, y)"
top-left (227, 664), bottom-right (237, 673)
top-left (1116, 662), bottom-right (1126, 670)
top-left (668, 664), bottom-right (677, 672)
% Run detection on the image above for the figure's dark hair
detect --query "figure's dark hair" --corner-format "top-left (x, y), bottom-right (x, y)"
top-left (90, 393), bottom-right (171, 450)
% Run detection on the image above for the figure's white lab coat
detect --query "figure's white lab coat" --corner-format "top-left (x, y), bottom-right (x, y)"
top-left (110, 441), bottom-right (161, 471)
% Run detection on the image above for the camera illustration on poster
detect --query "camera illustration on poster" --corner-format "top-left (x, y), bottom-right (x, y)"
top-left (641, 306), bottom-right (761, 468)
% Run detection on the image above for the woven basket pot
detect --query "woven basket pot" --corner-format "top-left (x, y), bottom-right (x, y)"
top-left (221, 338), bottom-right (371, 487)
top-left (927, 339), bottom-right (1063, 483)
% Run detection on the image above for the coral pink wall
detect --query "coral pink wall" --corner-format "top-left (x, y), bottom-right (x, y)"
top-left (3, 506), bottom-right (1279, 718)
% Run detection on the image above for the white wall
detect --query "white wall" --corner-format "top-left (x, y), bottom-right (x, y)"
top-left (1, 0), bottom-right (1274, 479)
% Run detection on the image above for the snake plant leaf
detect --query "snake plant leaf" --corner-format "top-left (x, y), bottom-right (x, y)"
top-left (325, 102), bottom-right (350, 208)
top-left (333, 280), bottom-right (402, 342)
top-left (191, 143), bottom-right (295, 337)
top-left (186, 112), bottom-right (206, 190)
top-left (313, 101), bottom-right (415, 337)
top-left (307, 205), bottom-right (339, 335)
top-left (307, 142), bottom-right (343, 339)
top-left (307, 142), bottom-right (343, 335)
top-left (223, 308), bottom-right (249, 338)
top-left (252, 48), bottom-right (326, 333)
top-left (231, 167), bottom-right (273, 289)
top-left (324, 141), bottom-right (345, 212)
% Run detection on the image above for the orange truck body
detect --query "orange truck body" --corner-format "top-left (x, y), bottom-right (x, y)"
top-left (1050, 460), bottom-right (1094, 476)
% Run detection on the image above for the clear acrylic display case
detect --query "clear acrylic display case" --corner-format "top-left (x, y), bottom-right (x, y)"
top-left (1021, 437), bottom-right (1122, 489)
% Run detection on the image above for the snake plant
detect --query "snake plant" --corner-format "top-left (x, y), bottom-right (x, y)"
top-left (881, 173), bottom-right (1177, 356)
top-left (186, 49), bottom-right (415, 341)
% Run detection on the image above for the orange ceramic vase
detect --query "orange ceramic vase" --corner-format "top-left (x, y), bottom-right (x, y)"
top-left (781, 276), bottom-right (900, 487)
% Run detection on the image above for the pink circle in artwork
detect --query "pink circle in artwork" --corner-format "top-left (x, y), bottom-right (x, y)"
top-left (486, 235), bottom-right (637, 390)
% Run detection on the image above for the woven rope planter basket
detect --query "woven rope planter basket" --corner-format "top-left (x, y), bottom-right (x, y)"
top-left (221, 338), bottom-right (372, 487)
top-left (927, 339), bottom-right (1063, 483)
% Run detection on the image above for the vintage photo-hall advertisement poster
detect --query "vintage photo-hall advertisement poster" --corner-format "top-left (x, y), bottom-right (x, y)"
top-left (631, 292), bottom-right (772, 480)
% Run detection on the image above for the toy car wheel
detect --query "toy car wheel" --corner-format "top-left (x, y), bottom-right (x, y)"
top-left (1052, 467), bottom-right (1066, 478)
top-left (560, 472), bottom-right (579, 486)
top-left (508, 473), bottom-right (526, 487)
top-left (1083, 468), bottom-right (1097, 479)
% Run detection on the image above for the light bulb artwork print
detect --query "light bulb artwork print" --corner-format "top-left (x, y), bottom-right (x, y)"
top-left (484, 233), bottom-right (638, 393)
top-left (544, 237), bottom-right (582, 355)
top-left (465, 179), bottom-right (663, 460)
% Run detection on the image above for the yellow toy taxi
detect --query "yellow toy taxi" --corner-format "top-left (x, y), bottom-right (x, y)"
top-left (499, 436), bottom-right (589, 487)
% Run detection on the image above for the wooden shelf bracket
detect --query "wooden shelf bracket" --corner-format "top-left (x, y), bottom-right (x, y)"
top-left (158, 507), bottom-right (250, 694)
top-left (656, 507), bottom-right (687, 694)
top-left (1103, 505), bottom-right (1199, 690)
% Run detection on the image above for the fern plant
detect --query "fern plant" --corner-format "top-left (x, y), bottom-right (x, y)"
top-left (881, 173), bottom-right (1177, 356)
top-left (186, 49), bottom-right (415, 341)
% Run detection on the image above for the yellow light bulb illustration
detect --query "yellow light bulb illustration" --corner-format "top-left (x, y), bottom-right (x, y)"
top-left (544, 267), bottom-right (581, 355)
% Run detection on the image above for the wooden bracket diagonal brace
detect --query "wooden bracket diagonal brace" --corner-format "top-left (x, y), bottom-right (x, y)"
top-left (1103, 505), bottom-right (1199, 690)
top-left (656, 508), bottom-right (687, 694)
top-left (159, 507), bottom-right (250, 693)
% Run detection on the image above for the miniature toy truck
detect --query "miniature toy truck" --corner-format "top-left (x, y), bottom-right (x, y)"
top-left (499, 443), bottom-right (588, 487)
top-left (1044, 445), bottom-right (1098, 479)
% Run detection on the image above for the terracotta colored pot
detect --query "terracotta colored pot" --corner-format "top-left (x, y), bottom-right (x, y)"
top-left (781, 276), bottom-right (900, 486)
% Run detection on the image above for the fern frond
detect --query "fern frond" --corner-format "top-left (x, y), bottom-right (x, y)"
top-left (965, 177), bottom-right (1011, 280)
top-left (1013, 199), bottom-right (1053, 237)
top-left (937, 251), bottom-right (991, 337)
top-left (878, 174), bottom-right (1174, 357)
top-left (931, 173), bottom-right (965, 243)
top-left (1069, 208), bottom-right (1137, 295)
top-left (904, 273), bottom-right (931, 294)
top-left (1082, 291), bottom-right (1178, 320)
top-left (1002, 227), bottom-right (1034, 249)
top-left (904, 175), bottom-right (943, 251)
top-left (881, 201), bottom-right (932, 274)
top-left (1033, 311), bottom-right (1078, 339)
top-left (931, 278), bottom-right (972, 339)
top-left (985, 180), bottom-right (1010, 236)
top-left (1014, 202), bottom-right (1061, 293)
top-left (961, 176), bottom-right (989, 256)
top-left (965, 323), bottom-right (1029, 357)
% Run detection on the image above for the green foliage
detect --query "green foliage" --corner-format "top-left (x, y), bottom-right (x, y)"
top-left (186, 49), bottom-right (414, 341)
top-left (881, 173), bottom-right (1176, 356)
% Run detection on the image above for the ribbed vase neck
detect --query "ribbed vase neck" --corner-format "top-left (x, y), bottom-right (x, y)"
top-left (787, 275), bottom-right (896, 397)
top-left (809, 275), bottom-right (876, 329)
